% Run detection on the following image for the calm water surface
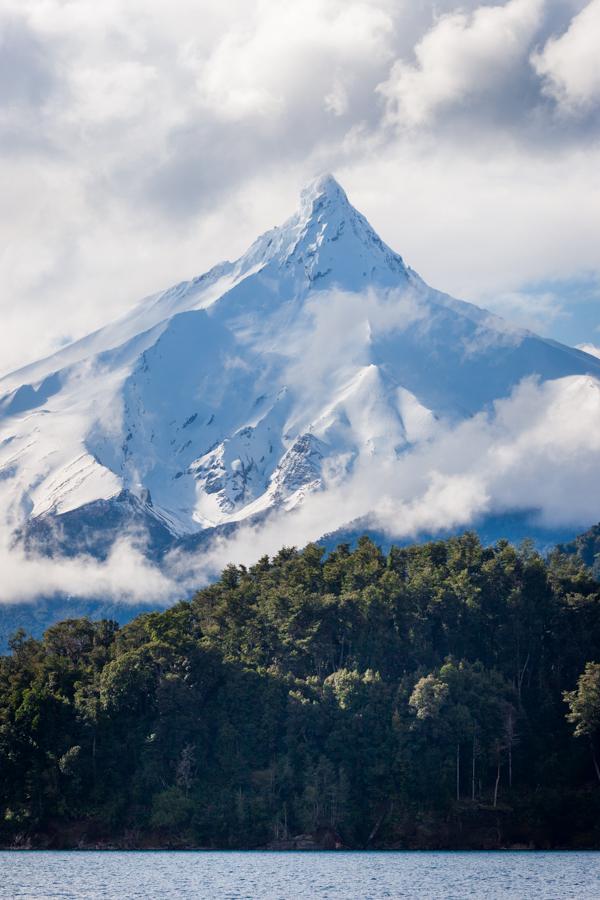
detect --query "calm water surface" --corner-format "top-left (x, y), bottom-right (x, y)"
top-left (0, 851), bottom-right (599, 899)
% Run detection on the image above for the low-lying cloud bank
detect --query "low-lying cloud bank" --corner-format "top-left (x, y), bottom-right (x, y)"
top-left (173, 373), bottom-right (600, 583)
top-left (3, 371), bottom-right (598, 606)
top-left (0, 532), bottom-right (175, 608)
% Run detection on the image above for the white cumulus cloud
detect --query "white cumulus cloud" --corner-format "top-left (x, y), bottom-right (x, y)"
top-left (532, 0), bottom-right (600, 113)
top-left (378, 0), bottom-right (545, 127)
top-left (0, 0), bottom-right (599, 383)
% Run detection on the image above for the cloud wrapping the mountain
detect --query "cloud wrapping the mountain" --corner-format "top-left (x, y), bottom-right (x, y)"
top-left (3, 364), bottom-right (600, 604)
top-left (164, 373), bottom-right (600, 587)
top-left (1, 0), bottom-right (600, 606)
top-left (0, 524), bottom-right (173, 608)
top-left (577, 343), bottom-right (600, 359)
top-left (481, 290), bottom-right (567, 334)
top-left (282, 287), bottom-right (427, 401)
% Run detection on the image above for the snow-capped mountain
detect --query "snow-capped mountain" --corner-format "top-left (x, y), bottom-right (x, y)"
top-left (1, 174), bottom-right (600, 565)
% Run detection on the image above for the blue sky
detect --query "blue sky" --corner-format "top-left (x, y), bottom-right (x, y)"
top-left (532, 277), bottom-right (600, 346)
top-left (481, 274), bottom-right (600, 347)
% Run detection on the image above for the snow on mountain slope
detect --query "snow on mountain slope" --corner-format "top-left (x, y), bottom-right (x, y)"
top-left (1, 174), bottom-right (600, 562)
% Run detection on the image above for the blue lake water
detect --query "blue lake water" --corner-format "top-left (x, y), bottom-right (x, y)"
top-left (1, 850), bottom-right (599, 899)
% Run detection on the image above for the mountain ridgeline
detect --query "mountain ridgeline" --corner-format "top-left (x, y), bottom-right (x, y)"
top-left (2, 533), bottom-right (600, 850)
top-left (1, 174), bottom-right (600, 583)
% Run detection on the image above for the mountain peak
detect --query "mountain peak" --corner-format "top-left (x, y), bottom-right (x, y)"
top-left (3, 169), bottom-right (600, 593)
top-left (298, 173), bottom-right (348, 219)
top-left (236, 171), bottom-right (409, 289)
top-left (262, 172), bottom-right (409, 288)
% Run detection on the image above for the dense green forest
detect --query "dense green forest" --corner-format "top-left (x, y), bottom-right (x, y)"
top-left (2, 533), bottom-right (600, 849)
top-left (560, 522), bottom-right (600, 580)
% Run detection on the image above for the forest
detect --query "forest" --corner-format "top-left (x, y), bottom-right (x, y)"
top-left (2, 533), bottom-right (600, 849)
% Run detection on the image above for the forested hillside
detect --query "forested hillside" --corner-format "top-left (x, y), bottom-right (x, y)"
top-left (559, 523), bottom-right (600, 580)
top-left (2, 534), bottom-right (600, 849)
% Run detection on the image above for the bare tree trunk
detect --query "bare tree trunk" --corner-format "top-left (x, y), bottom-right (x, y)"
top-left (493, 762), bottom-right (501, 808)
top-left (589, 736), bottom-right (600, 785)
top-left (367, 803), bottom-right (390, 847)
top-left (506, 707), bottom-right (514, 789)
top-left (517, 653), bottom-right (530, 702)
top-left (471, 734), bottom-right (476, 802)
top-left (456, 742), bottom-right (460, 802)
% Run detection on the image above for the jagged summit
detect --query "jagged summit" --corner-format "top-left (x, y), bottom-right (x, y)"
top-left (298, 173), bottom-right (349, 218)
top-left (0, 175), bottom-right (402, 395)
top-left (238, 173), bottom-right (408, 290)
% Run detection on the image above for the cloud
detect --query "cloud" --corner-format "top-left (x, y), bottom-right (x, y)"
top-left (0, 0), bottom-right (599, 383)
top-left (0, 13), bottom-right (58, 155)
top-left (532, 0), bottom-right (600, 113)
top-left (2, 364), bottom-right (600, 604)
top-left (0, 529), bottom-right (175, 607)
top-left (0, 14), bottom-right (55, 110)
top-left (378, 0), bottom-right (545, 128)
top-left (282, 287), bottom-right (427, 398)
top-left (577, 342), bottom-right (600, 359)
top-left (165, 373), bottom-right (600, 586)
top-left (192, 1), bottom-right (393, 122)
top-left (2, 0), bottom-right (600, 608)
top-left (479, 289), bottom-right (566, 334)
top-left (0, 436), bottom-right (175, 605)
top-left (67, 61), bottom-right (160, 127)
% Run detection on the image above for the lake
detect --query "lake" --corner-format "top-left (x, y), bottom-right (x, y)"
top-left (1, 850), bottom-right (599, 899)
